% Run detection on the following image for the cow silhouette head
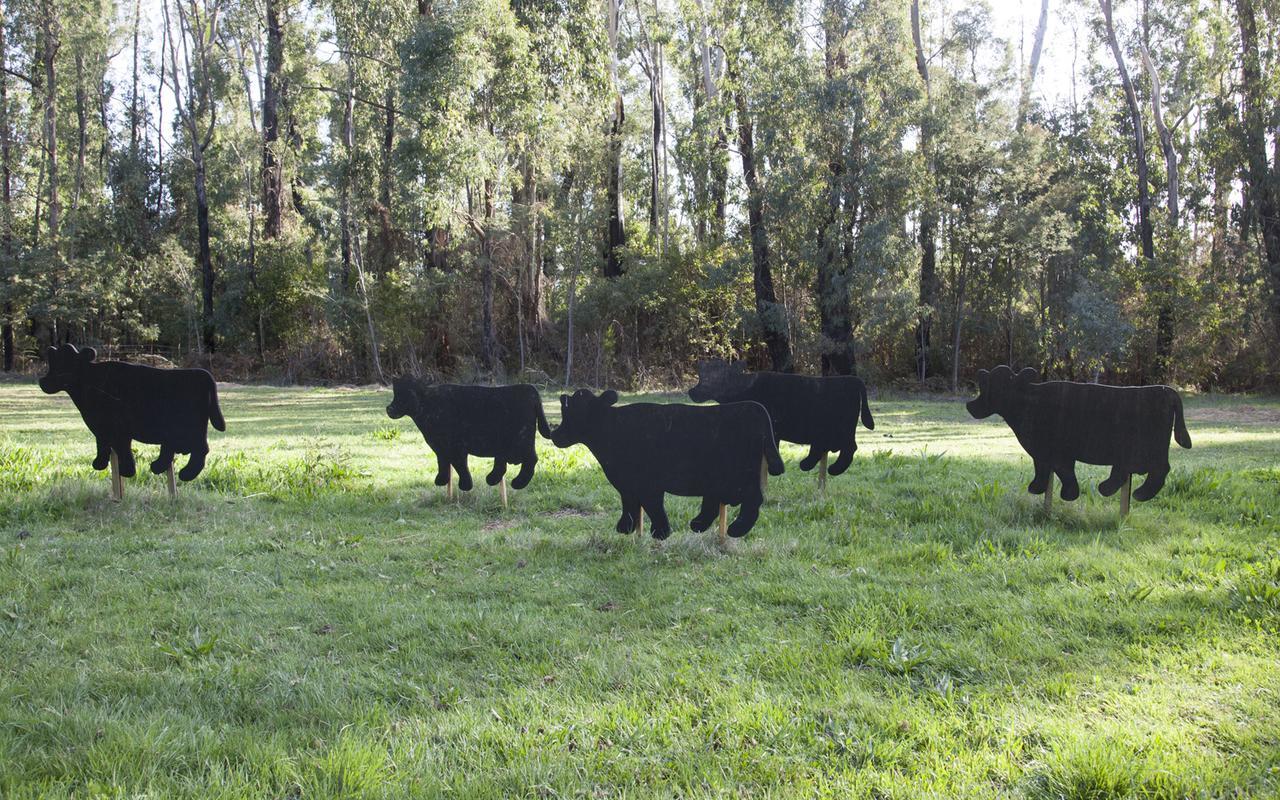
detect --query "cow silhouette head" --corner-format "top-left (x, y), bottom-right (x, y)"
top-left (385, 376), bottom-right (423, 420)
top-left (688, 359), bottom-right (751, 402)
top-left (550, 389), bottom-right (618, 447)
top-left (39, 344), bottom-right (97, 395)
top-left (966, 365), bottom-right (1039, 419)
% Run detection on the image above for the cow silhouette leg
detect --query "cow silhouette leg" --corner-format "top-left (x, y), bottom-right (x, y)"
top-left (828, 446), bottom-right (855, 476)
top-left (150, 445), bottom-right (175, 475)
top-left (1055, 461), bottom-right (1080, 501)
top-left (486, 459), bottom-right (508, 486)
top-left (1133, 463), bottom-right (1169, 501)
top-left (616, 495), bottom-right (641, 534)
top-left (453, 458), bottom-right (474, 492)
top-left (1028, 459), bottom-right (1052, 494)
top-left (643, 495), bottom-right (672, 540)
top-left (1098, 465), bottom-right (1129, 497)
top-left (728, 501), bottom-right (760, 538)
top-left (433, 453), bottom-right (452, 486)
top-left (799, 446), bottom-right (823, 472)
top-left (510, 452), bottom-right (537, 490)
top-left (690, 496), bottom-right (719, 532)
top-left (178, 446), bottom-right (207, 481)
top-left (115, 441), bottom-right (137, 478)
top-left (92, 438), bottom-right (111, 471)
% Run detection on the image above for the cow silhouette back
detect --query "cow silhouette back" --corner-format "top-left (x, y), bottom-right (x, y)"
top-left (550, 389), bottom-right (785, 539)
top-left (966, 365), bottom-right (1191, 502)
top-left (386, 377), bottom-right (551, 492)
top-left (39, 344), bottom-right (226, 481)
top-left (688, 358), bottom-right (874, 476)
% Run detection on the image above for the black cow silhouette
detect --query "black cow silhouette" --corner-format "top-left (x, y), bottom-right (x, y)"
top-left (386, 377), bottom-right (551, 492)
top-left (688, 358), bottom-right (874, 476)
top-left (965, 365), bottom-right (1192, 502)
top-left (549, 389), bottom-right (785, 539)
top-left (38, 344), bottom-right (226, 480)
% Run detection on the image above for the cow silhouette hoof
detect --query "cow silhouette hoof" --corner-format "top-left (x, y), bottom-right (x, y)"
top-left (1060, 484), bottom-right (1081, 502)
top-left (92, 455), bottom-right (109, 470)
top-left (457, 476), bottom-right (473, 491)
top-left (485, 472), bottom-right (503, 486)
top-left (616, 515), bottom-right (635, 534)
top-left (1028, 480), bottom-right (1048, 495)
top-left (798, 455), bottom-right (821, 471)
top-left (510, 473), bottom-right (533, 490)
top-left (149, 458), bottom-right (169, 475)
top-left (434, 472), bottom-right (450, 487)
top-left (690, 514), bottom-right (714, 533)
top-left (118, 463), bottom-right (137, 479)
top-left (1098, 478), bottom-right (1123, 497)
top-left (650, 525), bottom-right (672, 540)
top-left (1133, 482), bottom-right (1161, 502)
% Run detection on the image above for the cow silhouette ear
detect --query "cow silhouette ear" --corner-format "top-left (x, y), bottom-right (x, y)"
top-left (45, 346), bottom-right (57, 363)
top-left (599, 390), bottom-right (619, 406)
top-left (976, 368), bottom-right (989, 382)
top-left (79, 347), bottom-right (97, 363)
top-left (1015, 367), bottom-right (1038, 386)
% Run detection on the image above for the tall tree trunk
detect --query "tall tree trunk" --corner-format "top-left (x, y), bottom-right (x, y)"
top-left (1017, 0), bottom-right (1050, 130)
top-left (195, 155), bottom-right (215, 351)
top-left (0, 0), bottom-right (13, 371)
top-left (73, 52), bottom-right (86, 211)
top-left (911, 0), bottom-right (936, 381)
top-left (817, 0), bottom-right (853, 376)
top-left (1141, 44), bottom-right (1178, 378)
top-left (40, 0), bottom-right (59, 246)
top-left (736, 86), bottom-right (792, 372)
top-left (339, 62), bottom-right (354, 291)
top-left (519, 155), bottom-right (545, 347)
top-left (1100, 0), bottom-right (1159, 378)
top-left (480, 177), bottom-right (498, 374)
top-left (375, 84), bottom-right (396, 275)
top-left (603, 0), bottom-right (625, 277)
top-left (129, 0), bottom-right (140, 152)
top-left (1235, 0), bottom-right (1280, 343)
top-left (262, 0), bottom-right (285, 239)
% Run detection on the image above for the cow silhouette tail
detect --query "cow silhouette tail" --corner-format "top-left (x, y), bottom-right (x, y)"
top-left (208, 376), bottom-right (227, 432)
top-left (1172, 391), bottom-right (1191, 449)
top-left (762, 415), bottom-right (785, 476)
top-left (535, 401), bottom-right (552, 438)
top-left (860, 385), bottom-right (875, 430)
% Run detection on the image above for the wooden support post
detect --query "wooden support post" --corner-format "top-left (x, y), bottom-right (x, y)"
top-left (1043, 474), bottom-right (1053, 516)
top-left (446, 465), bottom-right (455, 501)
top-left (760, 457), bottom-right (768, 492)
top-left (636, 507), bottom-right (645, 537)
top-left (166, 465), bottom-right (177, 498)
top-left (1120, 475), bottom-right (1132, 518)
top-left (718, 504), bottom-right (727, 547)
top-left (109, 450), bottom-right (123, 501)
top-left (819, 453), bottom-right (828, 492)
top-left (500, 476), bottom-right (508, 509)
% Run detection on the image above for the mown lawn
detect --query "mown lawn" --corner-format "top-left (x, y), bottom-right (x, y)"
top-left (1, 381), bottom-right (1278, 799)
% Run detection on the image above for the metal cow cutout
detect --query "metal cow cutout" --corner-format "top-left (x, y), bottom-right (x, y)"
top-left (688, 359), bottom-right (874, 480)
top-left (386, 377), bottom-right (550, 500)
top-left (965, 365), bottom-right (1192, 504)
top-left (550, 389), bottom-right (785, 540)
top-left (39, 344), bottom-right (226, 495)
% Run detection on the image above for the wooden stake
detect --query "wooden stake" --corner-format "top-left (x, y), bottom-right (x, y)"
top-left (718, 503), bottom-right (727, 547)
top-left (166, 464), bottom-right (177, 498)
top-left (1043, 474), bottom-right (1053, 516)
top-left (760, 457), bottom-right (768, 492)
top-left (1120, 475), bottom-right (1132, 517)
top-left (109, 450), bottom-right (123, 501)
top-left (446, 465), bottom-right (455, 501)
top-left (636, 507), bottom-right (645, 537)
top-left (819, 453), bottom-right (828, 492)
top-left (499, 476), bottom-right (508, 509)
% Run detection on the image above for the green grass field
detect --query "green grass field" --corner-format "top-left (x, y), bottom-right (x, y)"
top-left (1, 382), bottom-right (1278, 799)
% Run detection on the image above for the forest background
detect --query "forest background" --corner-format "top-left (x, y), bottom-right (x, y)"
top-left (0, 0), bottom-right (1276, 391)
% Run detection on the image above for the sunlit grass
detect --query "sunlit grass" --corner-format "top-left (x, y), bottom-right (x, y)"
top-left (1, 382), bottom-right (1278, 798)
